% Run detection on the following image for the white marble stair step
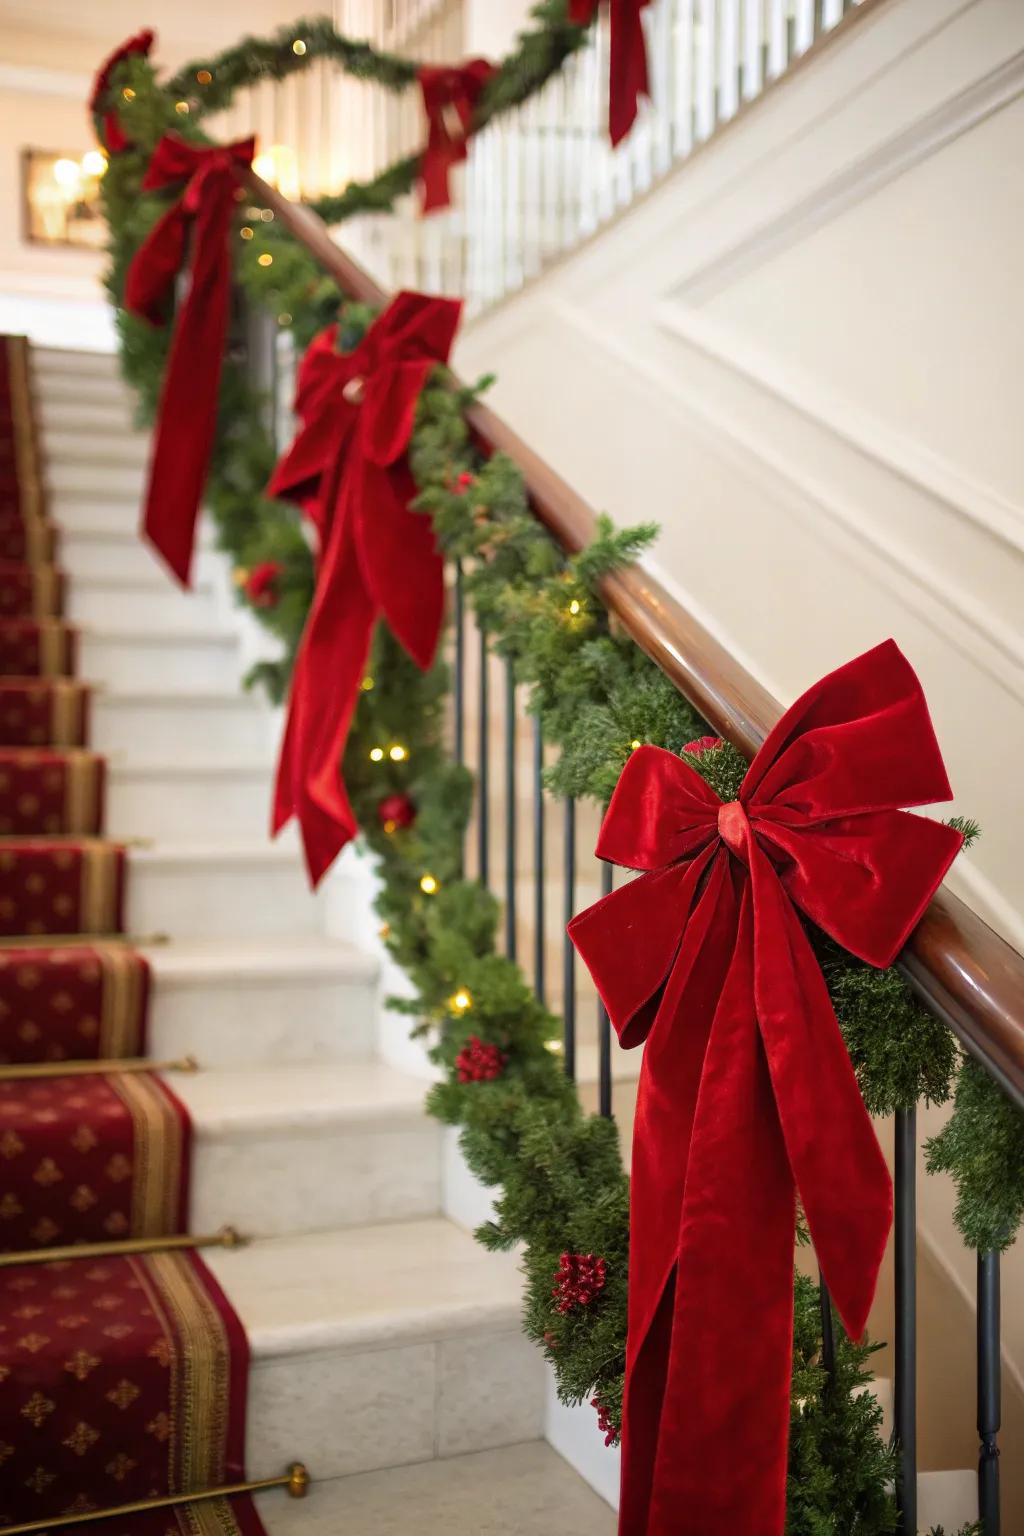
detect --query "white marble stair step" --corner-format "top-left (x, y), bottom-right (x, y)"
top-left (33, 346), bottom-right (120, 377)
top-left (80, 624), bottom-right (240, 690)
top-left (91, 687), bottom-right (274, 762)
top-left (60, 526), bottom-right (217, 582)
top-left (108, 758), bottom-right (271, 840)
top-left (204, 1218), bottom-right (544, 1483)
top-left (33, 373), bottom-right (133, 409)
top-left (258, 1443), bottom-right (617, 1535)
top-left (42, 428), bottom-right (149, 468)
top-left (38, 397), bottom-right (136, 435)
top-left (67, 573), bottom-right (219, 629)
top-left (171, 1061), bottom-right (440, 1237)
top-left (124, 838), bottom-right (324, 940)
top-left (145, 935), bottom-right (378, 1066)
top-left (52, 495), bottom-right (144, 534)
top-left (48, 458), bottom-right (145, 498)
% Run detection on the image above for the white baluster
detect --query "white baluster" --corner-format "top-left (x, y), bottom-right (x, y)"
top-left (718, 0), bottom-right (740, 122)
top-left (793, 0), bottom-right (816, 54)
top-left (650, 0), bottom-right (674, 178)
top-left (695, 0), bottom-right (716, 141)
top-left (741, 0), bottom-right (763, 100)
top-left (672, 0), bottom-right (695, 158)
top-left (821, 0), bottom-right (845, 28)
top-left (767, 0), bottom-right (788, 77)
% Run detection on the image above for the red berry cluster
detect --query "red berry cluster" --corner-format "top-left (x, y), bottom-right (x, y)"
top-left (682, 735), bottom-right (724, 755)
top-left (451, 471), bottom-right (476, 494)
top-left (552, 1251), bottom-right (607, 1314)
top-left (244, 560), bottom-right (285, 609)
top-left (454, 1036), bottom-right (506, 1083)
top-left (592, 1394), bottom-right (617, 1447)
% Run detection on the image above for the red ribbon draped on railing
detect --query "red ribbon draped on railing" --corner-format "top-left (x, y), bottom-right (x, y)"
top-left (418, 60), bottom-right (497, 213)
top-left (569, 0), bottom-right (651, 145)
top-left (268, 292), bottom-right (462, 885)
top-left (88, 28), bottom-right (155, 153)
top-left (569, 640), bottom-right (963, 1535)
top-left (124, 134), bottom-right (255, 586)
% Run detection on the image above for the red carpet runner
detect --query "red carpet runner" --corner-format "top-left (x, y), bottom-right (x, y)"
top-left (0, 336), bottom-right (268, 1534)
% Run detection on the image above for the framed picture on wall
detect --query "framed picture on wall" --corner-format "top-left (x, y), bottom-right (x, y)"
top-left (21, 148), bottom-right (108, 249)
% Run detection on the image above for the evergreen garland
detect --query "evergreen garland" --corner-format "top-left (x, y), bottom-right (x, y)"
top-left (93, 23), bottom-right (1018, 1523)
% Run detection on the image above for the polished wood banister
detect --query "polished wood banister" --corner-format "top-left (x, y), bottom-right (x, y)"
top-left (244, 168), bottom-right (1024, 1104)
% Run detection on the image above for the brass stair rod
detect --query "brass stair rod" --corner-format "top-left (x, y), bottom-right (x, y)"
top-left (0, 1225), bottom-right (246, 1269)
top-left (0, 931), bottom-right (169, 949)
top-left (0, 1055), bottom-right (198, 1081)
top-left (0, 1462), bottom-right (310, 1534)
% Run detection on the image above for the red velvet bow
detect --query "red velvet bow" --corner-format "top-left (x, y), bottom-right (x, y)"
top-left (124, 134), bottom-right (255, 586)
top-left (418, 60), bottom-right (497, 213)
top-left (569, 0), bottom-right (651, 145)
top-left (568, 640), bottom-right (962, 1535)
top-left (269, 292), bottom-right (462, 885)
top-left (88, 27), bottom-right (155, 153)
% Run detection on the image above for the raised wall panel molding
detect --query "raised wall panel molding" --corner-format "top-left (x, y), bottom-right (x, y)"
top-left (0, 63), bottom-right (92, 99)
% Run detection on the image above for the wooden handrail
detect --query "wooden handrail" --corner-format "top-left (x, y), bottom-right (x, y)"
top-left (245, 168), bottom-right (1024, 1106)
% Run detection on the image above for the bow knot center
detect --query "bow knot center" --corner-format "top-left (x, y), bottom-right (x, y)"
top-left (717, 800), bottom-right (750, 860)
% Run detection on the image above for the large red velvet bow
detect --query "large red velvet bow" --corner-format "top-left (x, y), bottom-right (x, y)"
top-left (269, 292), bottom-right (461, 885)
top-left (418, 60), bottom-right (497, 213)
top-left (124, 134), bottom-right (255, 586)
top-left (568, 640), bottom-right (962, 1535)
top-left (569, 0), bottom-right (651, 145)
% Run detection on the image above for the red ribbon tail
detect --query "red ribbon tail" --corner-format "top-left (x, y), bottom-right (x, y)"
top-left (608, 0), bottom-right (651, 145)
top-left (420, 145), bottom-right (454, 213)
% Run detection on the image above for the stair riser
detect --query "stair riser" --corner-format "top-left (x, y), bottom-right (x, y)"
top-left (33, 350), bottom-right (120, 377)
top-left (189, 1119), bottom-right (442, 1238)
top-left (125, 858), bottom-right (323, 939)
top-left (148, 975), bottom-right (377, 1067)
top-left (48, 461), bottom-right (146, 497)
top-left (61, 535), bottom-right (213, 582)
top-left (41, 431), bottom-right (149, 468)
top-left (50, 496), bottom-right (144, 534)
top-left (244, 1329), bottom-right (544, 1482)
top-left (38, 400), bottom-right (136, 434)
top-left (92, 697), bottom-right (273, 761)
top-left (68, 584), bottom-right (219, 629)
top-left (108, 772), bottom-right (271, 841)
top-left (34, 376), bottom-right (130, 408)
top-left (80, 633), bottom-right (239, 690)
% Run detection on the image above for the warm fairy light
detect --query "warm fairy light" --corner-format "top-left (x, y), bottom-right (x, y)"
top-left (292, 38), bottom-right (307, 54)
top-left (378, 922), bottom-right (391, 939)
top-left (568, 598), bottom-right (582, 616)
top-left (121, 87), bottom-right (136, 102)
top-left (369, 747), bottom-right (385, 763)
top-left (240, 226), bottom-right (254, 240)
top-left (451, 989), bottom-right (473, 1012)
top-left (630, 739), bottom-right (642, 751)
top-left (360, 676), bottom-right (374, 692)
top-left (252, 144), bottom-right (300, 198)
top-left (546, 1038), bottom-right (565, 1055)
top-left (257, 253), bottom-right (274, 267)
top-left (383, 819), bottom-right (398, 835)
top-left (261, 209), bottom-right (274, 222)
top-left (52, 158), bottom-right (81, 191)
top-left (419, 874), bottom-right (439, 895)
top-left (80, 150), bottom-right (107, 178)
top-left (388, 744), bottom-right (408, 762)
top-left (175, 100), bottom-right (190, 115)
top-left (196, 69), bottom-right (213, 85)
top-left (277, 312), bottom-right (292, 326)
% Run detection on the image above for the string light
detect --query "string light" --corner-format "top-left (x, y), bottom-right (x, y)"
top-left (383, 819), bottom-right (398, 835)
top-left (196, 69), bottom-right (213, 85)
top-left (80, 150), bottom-right (107, 178)
top-left (257, 253), bottom-right (273, 267)
top-left (240, 226), bottom-right (254, 241)
top-left (568, 598), bottom-right (582, 616)
top-left (419, 873), bottom-right (439, 895)
top-left (277, 312), bottom-right (292, 326)
top-left (378, 922), bottom-right (391, 940)
top-left (369, 747), bottom-right (385, 763)
top-left (175, 100), bottom-right (190, 115)
top-left (546, 1038), bottom-right (565, 1055)
top-left (292, 38), bottom-right (307, 54)
top-left (261, 209), bottom-right (274, 222)
top-left (388, 744), bottom-right (408, 762)
top-left (630, 739), bottom-right (642, 751)
top-left (450, 989), bottom-right (473, 1012)
top-left (121, 87), bottom-right (136, 102)
top-left (360, 676), bottom-right (374, 692)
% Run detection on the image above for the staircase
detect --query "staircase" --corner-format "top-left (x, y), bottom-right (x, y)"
top-left (26, 342), bottom-right (618, 1532)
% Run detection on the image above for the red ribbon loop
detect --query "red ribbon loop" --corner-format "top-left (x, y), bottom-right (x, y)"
top-left (569, 639), bottom-right (963, 1535)
top-left (269, 292), bottom-right (462, 886)
top-left (124, 134), bottom-right (255, 586)
top-left (569, 0), bottom-right (651, 145)
top-left (417, 60), bottom-right (497, 213)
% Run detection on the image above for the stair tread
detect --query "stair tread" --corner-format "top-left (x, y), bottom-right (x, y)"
top-left (146, 932), bottom-right (376, 984)
top-left (97, 685), bottom-right (263, 707)
top-left (257, 1443), bottom-right (617, 1534)
top-left (110, 756), bottom-right (271, 780)
top-left (204, 1217), bottom-right (525, 1358)
top-left (131, 835), bottom-right (305, 867)
top-left (170, 1059), bottom-right (428, 1136)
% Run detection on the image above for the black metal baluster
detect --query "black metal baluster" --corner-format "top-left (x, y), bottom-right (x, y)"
top-left (978, 1250), bottom-right (1001, 1533)
top-left (597, 859), bottom-right (613, 1117)
top-left (453, 563), bottom-right (465, 769)
top-left (533, 717), bottom-right (546, 1005)
top-left (819, 1275), bottom-right (836, 1378)
top-left (893, 1107), bottom-right (917, 1534)
top-left (504, 661), bottom-right (517, 961)
top-left (563, 797), bottom-right (576, 1080)
top-left (477, 622), bottom-right (489, 889)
